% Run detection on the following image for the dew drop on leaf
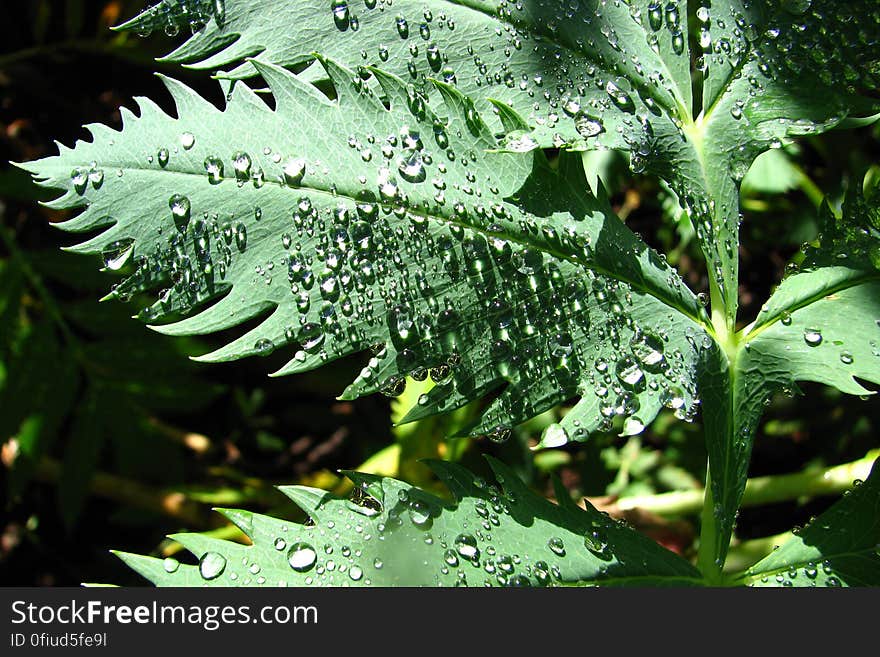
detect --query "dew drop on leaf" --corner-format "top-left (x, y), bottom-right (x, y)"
top-left (283, 158), bottom-right (306, 187)
top-left (198, 552), bottom-right (227, 580)
top-left (803, 329), bottom-right (823, 346)
top-left (287, 542), bottom-right (317, 572)
top-left (331, 1), bottom-right (350, 31)
top-left (169, 194), bottom-right (191, 231)
top-left (254, 338), bottom-right (274, 356)
top-left (203, 156), bottom-right (224, 184)
top-left (455, 534), bottom-right (479, 562)
top-left (232, 151), bottom-right (252, 182)
top-left (70, 167), bottom-right (88, 193)
top-left (615, 356), bottom-right (645, 388)
top-left (102, 239), bottom-right (135, 271)
top-left (647, 2), bottom-right (662, 31)
top-left (547, 537), bottom-right (565, 556)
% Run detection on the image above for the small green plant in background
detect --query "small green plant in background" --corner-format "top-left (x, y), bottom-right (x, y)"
top-left (16, 0), bottom-right (880, 586)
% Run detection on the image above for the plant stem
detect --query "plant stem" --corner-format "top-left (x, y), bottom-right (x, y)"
top-left (697, 470), bottom-right (722, 583)
top-left (32, 457), bottom-right (213, 527)
top-left (698, 271), bottom-right (738, 582)
top-left (616, 449), bottom-right (878, 515)
top-left (794, 165), bottom-right (825, 208)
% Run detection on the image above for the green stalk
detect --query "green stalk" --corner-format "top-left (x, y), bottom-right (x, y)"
top-left (696, 273), bottom-right (739, 583)
top-left (697, 470), bottom-right (722, 583)
top-left (617, 449), bottom-right (878, 515)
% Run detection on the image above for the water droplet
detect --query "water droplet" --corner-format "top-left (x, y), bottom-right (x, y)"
top-left (254, 338), bottom-right (274, 356)
top-left (234, 223), bottom-right (247, 250)
top-left (232, 151), bottom-right (252, 182)
top-left (667, 28), bottom-right (685, 54)
top-left (455, 534), bottom-right (480, 562)
top-left (584, 522), bottom-right (612, 560)
top-left (782, 0), bottom-right (812, 14)
top-left (615, 356), bottom-right (645, 388)
top-left (647, 2), bottom-right (663, 31)
top-left (408, 501), bottom-right (432, 528)
top-left (169, 194), bottom-right (191, 231)
top-left (622, 416), bottom-right (645, 435)
top-left (283, 158), bottom-right (306, 187)
top-left (547, 537), bottom-right (565, 556)
top-left (102, 239), bottom-right (135, 271)
top-left (551, 332), bottom-right (574, 357)
top-left (198, 552), bottom-right (227, 580)
top-left (162, 557), bottom-right (179, 573)
top-left (631, 332), bottom-right (665, 369)
top-left (380, 375), bottom-right (406, 397)
top-left (660, 386), bottom-right (686, 410)
top-left (331, 1), bottom-right (350, 31)
top-left (398, 153), bottom-right (426, 183)
top-left (426, 43), bottom-right (441, 71)
top-left (70, 167), bottom-right (88, 193)
top-left (299, 322), bottom-right (325, 352)
top-left (88, 167), bottom-right (103, 188)
top-left (204, 156), bottom-right (224, 184)
top-left (575, 115), bottom-right (604, 139)
top-left (605, 81), bottom-right (635, 113)
top-left (180, 132), bottom-right (196, 150)
top-left (512, 248), bottom-right (543, 275)
top-left (803, 329), bottom-right (823, 346)
top-left (840, 351), bottom-right (854, 365)
top-left (287, 542), bottom-right (317, 572)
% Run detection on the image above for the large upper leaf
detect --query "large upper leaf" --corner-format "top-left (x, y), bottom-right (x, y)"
top-left (116, 457), bottom-right (704, 586)
top-left (117, 0), bottom-right (880, 326)
top-left (732, 456), bottom-right (880, 587)
top-left (20, 58), bottom-right (709, 442)
top-left (701, 192), bottom-right (880, 568)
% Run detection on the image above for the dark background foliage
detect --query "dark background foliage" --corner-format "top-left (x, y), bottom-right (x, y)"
top-left (1, 0), bottom-right (878, 586)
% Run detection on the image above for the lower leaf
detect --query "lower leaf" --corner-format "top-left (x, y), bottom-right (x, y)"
top-left (116, 458), bottom-right (703, 587)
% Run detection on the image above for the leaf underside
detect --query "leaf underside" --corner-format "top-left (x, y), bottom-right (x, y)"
top-left (118, 0), bottom-right (880, 324)
top-left (20, 57), bottom-right (710, 442)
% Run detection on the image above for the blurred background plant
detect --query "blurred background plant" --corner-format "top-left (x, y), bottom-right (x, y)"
top-left (1, 1), bottom-right (878, 585)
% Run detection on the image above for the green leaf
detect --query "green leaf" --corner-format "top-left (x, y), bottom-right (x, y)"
top-left (740, 148), bottom-right (802, 196)
top-left (115, 457), bottom-right (703, 586)
top-left (116, 0), bottom-right (880, 328)
top-left (116, 0), bottom-right (715, 298)
top-left (732, 456), bottom-right (880, 587)
top-left (703, 191), bottom-right (880, 569)
top-left (20, 58), bottom-right (710, 444)
top-left (694, 0), bottom-right (880, 321)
